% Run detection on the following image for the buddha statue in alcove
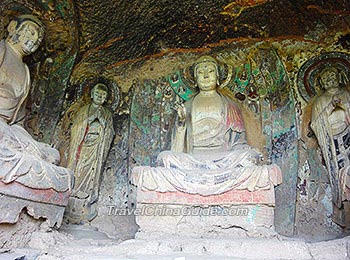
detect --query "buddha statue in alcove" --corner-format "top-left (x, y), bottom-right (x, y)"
top-left (65, 83), bottom-right (115, 224)
top-left (311, 66), bottom-right (350, 227)
top-left (132, 56), bottom-right (282, 197)
top-left (0, 15), bottom-right (73, 193)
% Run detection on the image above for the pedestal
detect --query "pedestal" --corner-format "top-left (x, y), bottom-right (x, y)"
top-left (135, 188), bottom-right (278, 238)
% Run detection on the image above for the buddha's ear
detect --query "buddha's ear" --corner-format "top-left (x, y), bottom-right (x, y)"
top-left (7, 20), bottom-right (17, 36)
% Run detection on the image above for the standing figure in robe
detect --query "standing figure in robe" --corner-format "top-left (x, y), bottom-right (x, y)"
top-left (0, 15), bottom-right (73, 193)
top-left (311, 66), bottom-right (350, 227)
top-left (65, 83), bottom-right (115, 223)
top-left (132, 56), bottom-right (282, 195)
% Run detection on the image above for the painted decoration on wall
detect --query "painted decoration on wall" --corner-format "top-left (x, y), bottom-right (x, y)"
top-left (129, 78), bottom-right (177, 169)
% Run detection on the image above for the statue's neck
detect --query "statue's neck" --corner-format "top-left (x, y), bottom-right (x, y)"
top-left (198, 89), bottom-right (218, 97)
top-left (91, 103), bottom-right (103, 109)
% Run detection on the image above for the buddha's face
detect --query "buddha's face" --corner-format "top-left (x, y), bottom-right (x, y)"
top-left (320, 68), bottom-right (340, 91)
top-left (195, 61), bottom-right (218, 91)
top-left (11, 21), bottom-right (42, 55)
top-left (92, 88), bottom-right (108, 106)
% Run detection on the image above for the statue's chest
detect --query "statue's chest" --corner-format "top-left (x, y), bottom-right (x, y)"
top-left (192, 95), bottom-right (224, 122)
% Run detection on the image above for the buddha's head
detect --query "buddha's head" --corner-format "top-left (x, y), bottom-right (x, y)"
top-left (91, 83), bottom-right (108, 106)
top-left (7, 15), bottom-right (45, 56)
top-left (194, 56), bottom-right (219, 92)
top-left (319, 66), bottom-right (340, 91)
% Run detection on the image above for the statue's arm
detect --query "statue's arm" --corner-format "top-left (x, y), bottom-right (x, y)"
top-left (310, 98), bottom-right (329, 132)
top-left (0, 41), bottom-right (6, 84)
top-left (171, 123), bottom-right (186, 152)
top-left (13, 100), bottom-right (27, 125)
top-left (234, 130), bottom-right (247, 144)
top-left (10, 64), bottom-right (30, 125)
top-left (226, 128), bottom-right (247, 151)
top-left (102, 111), bottom-right (115, 162)
top-left (67, 108), bottom-right (89, 168)
top-left (0, 41), bottom-right (5, 68)
top-left (170, 102), bottom-right (188, 152)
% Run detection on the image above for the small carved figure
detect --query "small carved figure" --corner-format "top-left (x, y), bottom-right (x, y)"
top-left (0, 15), bottom-right (73, 192)
top-left (132, 56), bottom-right (281, 195)
top-left (65, 83), bottom-right (115, 223)
top-left (311, 66), bottom-right (350, 227)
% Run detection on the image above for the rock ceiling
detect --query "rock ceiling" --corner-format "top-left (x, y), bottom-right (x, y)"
top-left (1, 1), bottom-right (350, 72)
top-left (76, 0), bottom-right (350, 67)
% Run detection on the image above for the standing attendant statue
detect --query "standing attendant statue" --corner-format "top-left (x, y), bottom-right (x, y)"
top-left (132, 56), bottom-right (282, 195)
top-left (65, 83), bottom-right (115, 223)
top-left (0, 15), bottom-right (73, 192)
top-left (311, 66), bottom-right (350, 227)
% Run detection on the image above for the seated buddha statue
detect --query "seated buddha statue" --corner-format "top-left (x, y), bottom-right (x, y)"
top-left (132, 56), bottom-right (281, 196)
top-left (0, 15), bottom-right (73, 193)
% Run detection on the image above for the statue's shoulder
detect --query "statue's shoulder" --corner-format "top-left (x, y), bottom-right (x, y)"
top-left (219, 92), bottom-right (239, 107)
top-left (66, 102), bottom-right (90, 125)
top-left (311, 92), bottom-right (332, 109)
top-left (0, 40), bottom-right (5, 51)
top-left (183, 96), bottom-right (193, 109)
top-left (103, 105), bottom-right (113, 118)
top-left (76, 103), bottom-right (91, 116)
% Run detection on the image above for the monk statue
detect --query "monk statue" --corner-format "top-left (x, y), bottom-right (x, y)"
top-left (0, 15), bottom-right (73, 193)
top-left (311, 66), bottom-right (350, 227)
top-left (132, 56), bottom-right (282, 196)
top-left (65, 83), bottom-right (115, 224)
